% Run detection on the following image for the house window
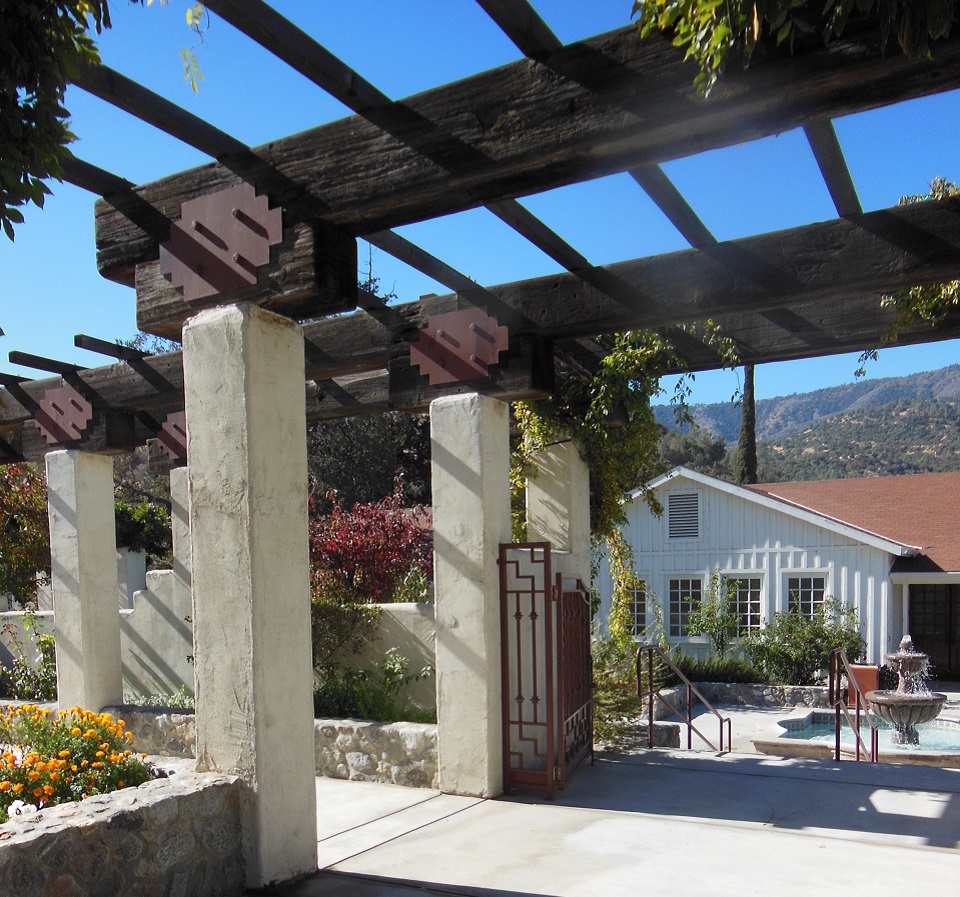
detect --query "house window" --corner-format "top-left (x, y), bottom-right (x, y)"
top-left (729, 577), bottom-right (762, 634)
top-left (788, 576), bottom-right (826, 618)
top-left (667, 493), bottom-right (699, 539)
top-left (669, 577), bottom-right (702, 637)
top-left (629, 582), bottom-right (647, 636)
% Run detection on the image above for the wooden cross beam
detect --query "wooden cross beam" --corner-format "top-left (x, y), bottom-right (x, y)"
top-left (92, 24), bottom-right (960, 285)
top-left (5, 194), bottom-right (960, 451)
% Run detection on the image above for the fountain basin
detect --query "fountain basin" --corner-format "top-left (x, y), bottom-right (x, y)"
top-left (752, 710), bottom-right (960, 767)
top-left (865, 690), bottom-right (948, 730)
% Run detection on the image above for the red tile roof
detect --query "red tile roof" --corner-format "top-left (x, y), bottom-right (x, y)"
top-left (745, 471), bottom-right (960, 573)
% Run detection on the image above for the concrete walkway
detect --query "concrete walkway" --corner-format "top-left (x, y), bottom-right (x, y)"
top-left (268, 748), bottom-right (960, 897)
top-left (262, 691), bottom-right (960, 896)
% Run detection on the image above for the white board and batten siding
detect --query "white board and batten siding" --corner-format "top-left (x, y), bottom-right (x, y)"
top-left (597, 468), bottom-right (904, 665)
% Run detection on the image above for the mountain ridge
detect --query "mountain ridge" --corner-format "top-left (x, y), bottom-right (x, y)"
top-left (655, 364), bottom-right (960, 445)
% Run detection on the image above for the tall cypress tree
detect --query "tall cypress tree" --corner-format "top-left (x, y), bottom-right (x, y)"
top-left (735, 364), bottom-right (758, 484)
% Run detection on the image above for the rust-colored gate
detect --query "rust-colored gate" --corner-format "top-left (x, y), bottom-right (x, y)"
top-left (499, 543), bottom-right (593, 798)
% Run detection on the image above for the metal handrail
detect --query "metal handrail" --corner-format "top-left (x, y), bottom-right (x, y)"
top-left (636, 645), bottom-right (732, 752)
top-left (828, 647), bottom-right (880, 763)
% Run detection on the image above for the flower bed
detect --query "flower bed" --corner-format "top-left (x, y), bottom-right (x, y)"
top-left (0, 704), bottom-right (151, 823)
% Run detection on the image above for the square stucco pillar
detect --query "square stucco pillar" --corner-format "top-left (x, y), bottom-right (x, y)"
top-left (430, 393), bottom-right (511, 797)
top-left (526, 440), bottom-right (591, 580)
top-left (45, 450), bottom-right (122, 711)
top-left (183, 303), bottom-right (316, 889)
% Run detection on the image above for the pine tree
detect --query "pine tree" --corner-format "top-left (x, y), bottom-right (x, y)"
top-left (735, 364), bottom-right (758, 484)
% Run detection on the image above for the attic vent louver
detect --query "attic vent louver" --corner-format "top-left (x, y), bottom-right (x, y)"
top-left (668, 492), bottom-right (699, 539)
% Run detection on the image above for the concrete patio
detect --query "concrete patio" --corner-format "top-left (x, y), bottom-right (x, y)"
top-left (270, 744), bottom-right (960, 897)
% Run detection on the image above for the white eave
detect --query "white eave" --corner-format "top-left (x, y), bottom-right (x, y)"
top-left (632, 466), bottom-right (921, 558)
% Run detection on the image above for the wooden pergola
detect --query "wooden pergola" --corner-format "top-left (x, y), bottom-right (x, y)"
top-left (7, 8), bottom-right (960, 888)
top-left (3, 5), bottom-right (960, 457)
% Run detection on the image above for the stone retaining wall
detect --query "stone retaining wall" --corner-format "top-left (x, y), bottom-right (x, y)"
top-left (315, 719), bottom-right (438, 789)
top-left (109, 707), bottom-right (440, 789)
top-left (0, 763), bottom-right (244, 897)
top-left (650, 682), bottom-right (829, 719)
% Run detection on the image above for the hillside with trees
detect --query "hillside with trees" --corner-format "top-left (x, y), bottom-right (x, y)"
top-left (655, 365), bottom-right (960, 483)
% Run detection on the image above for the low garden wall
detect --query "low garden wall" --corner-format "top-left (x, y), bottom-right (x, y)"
top-left (0, 762), bottom-right (244, 897)
top-left (650, 682), bottom-right (830, 719)
top-left (109, 707), bottom-right (440, 790)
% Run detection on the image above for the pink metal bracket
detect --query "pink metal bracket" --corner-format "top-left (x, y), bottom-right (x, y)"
top-left (409, 307), bottom-right (509, 385)
top-left (159, 183), bottom-right (283, 303)
top-left (33, 386), bottom-right (93, 445)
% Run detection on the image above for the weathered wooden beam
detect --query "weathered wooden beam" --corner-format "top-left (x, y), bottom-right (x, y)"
top-left (804, 118), bottom-right (862, 217)
top-left (629, 164), bottom-right (716, 248)
top-left (10, 194), bottom-right (960, 432)
top-left (93, 25), bottom-right (960, 284)
top-left (476, 0), bottom-right (563, 60)
top-left (74, 334), bottom-right (150, 362)
top-left (9, 411), bottom-right (144, 462)
top-left (687, 299), bottom-right (960, 371)
top-left (136, 219), bottom-right (358, 339)
top-left (8, 351), bottom-right (85, 376)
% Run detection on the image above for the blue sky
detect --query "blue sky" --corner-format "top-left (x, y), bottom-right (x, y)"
top-left (2, 0), bottom-right (959, 406)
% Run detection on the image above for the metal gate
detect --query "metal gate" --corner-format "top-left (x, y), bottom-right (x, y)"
top-left (499, 543), bottom-right (593, 798)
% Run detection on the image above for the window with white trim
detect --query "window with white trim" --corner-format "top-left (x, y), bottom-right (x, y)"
top-left (787, 575), bottom-right (826, 619)
top-left (729, 577), bottom-right (762, 634)
top-left (629, 582), bottom-right (647, 636)
top-left (669, 577), bottom-right (702, 637)
top-left (667, 492), bottom-right (699, 539)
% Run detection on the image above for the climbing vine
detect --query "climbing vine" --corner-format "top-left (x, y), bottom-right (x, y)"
top-left (857, 178), bottom-right (960, 374)
top-left (633, 0), bottom-right (959, 94)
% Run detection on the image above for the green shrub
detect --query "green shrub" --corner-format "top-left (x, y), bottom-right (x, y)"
top-left (114, 500), bottom-right (171, 561)
top-left (0, 603), bottom-right (56, 702)
top-left (671, 655), bottom-right (767, 685)
top-left (744, 598), bottom-right (865, 686)
top-left (124, 686), bottom-right (195, 711)
top-left (312, 649), bottom-right (434, 723)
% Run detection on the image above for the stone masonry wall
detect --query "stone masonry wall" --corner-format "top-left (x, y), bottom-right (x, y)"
top-left (109, 707), bottom-right (440, 789)
top-left (0, 764), bottom-right (244, 897)
top-left (649, 683), bottom-right (829, 719)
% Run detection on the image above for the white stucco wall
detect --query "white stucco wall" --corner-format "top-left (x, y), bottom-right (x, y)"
top-left (596, 471), bottom-right (899, 664)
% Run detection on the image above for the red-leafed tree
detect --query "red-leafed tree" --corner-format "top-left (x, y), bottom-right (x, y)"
top-left (309, 479), bottom-right (432, 605)
top-left (0, 464), bottom-right (50, 602)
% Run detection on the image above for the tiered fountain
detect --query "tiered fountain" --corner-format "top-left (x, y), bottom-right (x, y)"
top-left (865, 635), bottom-right (947, 746)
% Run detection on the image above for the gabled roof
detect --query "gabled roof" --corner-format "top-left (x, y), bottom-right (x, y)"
top-left (746, 472), bottom-right (960, 573)
top-left (632, 467), bottom-right (919, 559)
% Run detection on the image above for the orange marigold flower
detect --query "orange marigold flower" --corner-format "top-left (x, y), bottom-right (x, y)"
top-left (117, 781), bottom-right (125, 788)
top-left (12, 783), bottom-right (23, 794)
top-left (58, 750), bottom-right (70, 759)
top-left (95, 752), bottom-right (105, 759)
top-left (70, 728), bottom-right (82, 737)
top-left (91, 762), bottom-right (103, 770)
top-left (27, 771), bottom-right (40, 781)
top-left (42, 785), bottom-right (54, 796)
top-left (32, 787), bottom-right (43, 798)
top-left (0, 781), bottom-right (10, 792)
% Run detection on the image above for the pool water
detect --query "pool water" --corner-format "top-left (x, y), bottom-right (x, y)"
top-left (780, 713), bottom-right (960, 752)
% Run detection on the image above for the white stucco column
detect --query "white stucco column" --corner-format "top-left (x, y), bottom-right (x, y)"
top-left (430, 393), bottom-right (511, 797)
top-left (526, 440), bottom-right (591, 580)
top-left (170, 466), bottom-right (191, 587)
top-left (183, 303), bottom-right (316, 888)
top-left (45, 450), bottom-right (122, 710)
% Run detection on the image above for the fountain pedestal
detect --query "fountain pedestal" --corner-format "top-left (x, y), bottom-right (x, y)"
top-left (864, 636), bottom-right (946, 747)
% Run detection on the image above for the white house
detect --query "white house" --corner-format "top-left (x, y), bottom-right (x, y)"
top-left (596, 467), bottom-right (960, 672)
